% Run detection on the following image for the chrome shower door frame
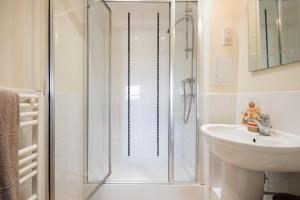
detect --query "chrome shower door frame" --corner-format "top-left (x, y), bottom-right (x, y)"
top-left (168, 0), bottom-right (175, 183)
top-left (84, 0), bottom-right (112, 198)
top-left (169, 0), bottom-right (201, 184)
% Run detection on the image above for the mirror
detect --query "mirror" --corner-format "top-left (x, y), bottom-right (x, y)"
top-left (248, 0), bottom-right (300, 71)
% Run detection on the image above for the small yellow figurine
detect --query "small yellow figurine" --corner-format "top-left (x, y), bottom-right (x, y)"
top-left (242, 101), bottom-right (261, 133)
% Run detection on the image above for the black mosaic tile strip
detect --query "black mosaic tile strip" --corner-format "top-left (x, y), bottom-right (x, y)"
top-left (157, 13), bottom-right (160, 157)
top-left (128, 12), bottom-right (131, 157)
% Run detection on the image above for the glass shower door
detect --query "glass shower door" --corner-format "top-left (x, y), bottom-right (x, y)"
top-left (52, 0), bottom-right (89, 199)
top-left (86, 0), bottom-right (111, 186)
top-left (51, 0), bottom-right (111, 199)
top-left (173, 1), bottom-right (198, 182)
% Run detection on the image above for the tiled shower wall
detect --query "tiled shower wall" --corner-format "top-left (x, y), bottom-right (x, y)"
top-left (109, 2), bottom-right (170, 162)
top-left (108, 2), bottom-right (198, 182)
top-left (104, 2), bottom-right (171, 182)
top-left (206, 91), bottom-right (300, 197)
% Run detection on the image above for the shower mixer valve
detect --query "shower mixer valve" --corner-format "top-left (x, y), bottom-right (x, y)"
top-left (184, 48), bottom-right (193, 53)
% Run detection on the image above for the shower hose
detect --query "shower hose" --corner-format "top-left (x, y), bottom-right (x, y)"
top-left (183, 79), bottom-right (194, 124)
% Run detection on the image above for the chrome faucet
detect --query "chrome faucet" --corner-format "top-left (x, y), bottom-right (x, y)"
top-left (255, 114), bottom-right (272, 136)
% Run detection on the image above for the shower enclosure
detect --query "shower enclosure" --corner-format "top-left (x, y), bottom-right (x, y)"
top-left (50, 0), bottom-right (200, 199)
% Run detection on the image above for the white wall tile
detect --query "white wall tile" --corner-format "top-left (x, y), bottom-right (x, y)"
top-left (236, 91), bottom-right (300, 136)
top-left (108, 2), bottom-right (170, 181)
top-left (269, 91), bottom-right (300, 135)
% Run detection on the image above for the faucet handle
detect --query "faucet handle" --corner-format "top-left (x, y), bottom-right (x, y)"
top-left (259, 113), bottom-right (270, 123)
top-left (257, 113), bottom-right (272, 136)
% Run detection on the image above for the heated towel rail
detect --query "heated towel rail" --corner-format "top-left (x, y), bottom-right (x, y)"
top-left (19, 92), bottom-right (45, 200)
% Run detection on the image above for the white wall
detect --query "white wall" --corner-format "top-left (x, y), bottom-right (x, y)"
top-left (0, 0), bottom-right (47, 91)
top-left (205, 0), bottom-right (241, 93)
top-left (0, 2), bottom-right (48, 200)
top-left (203, 0), bottom-right (300, 93)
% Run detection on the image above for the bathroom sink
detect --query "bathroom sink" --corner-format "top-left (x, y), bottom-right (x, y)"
top-left (202, 124), bottom-right (300, 172)
top-left (202, 124), bottom-right (300, 200)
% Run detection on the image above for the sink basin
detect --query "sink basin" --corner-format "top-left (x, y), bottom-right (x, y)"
top-left (201, 124), bottom-right (300, 200)
top-left (202, 124), bottom-right (300, 172)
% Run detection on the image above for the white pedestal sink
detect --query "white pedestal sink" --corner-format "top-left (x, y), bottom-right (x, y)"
top-left (201, 124), bottom-right (300, 200)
